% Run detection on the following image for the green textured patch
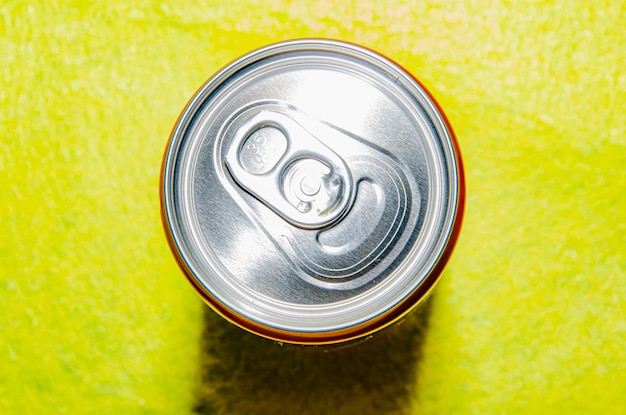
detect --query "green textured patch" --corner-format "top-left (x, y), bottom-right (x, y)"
top-left (1, 1), bottom-right (624, 414)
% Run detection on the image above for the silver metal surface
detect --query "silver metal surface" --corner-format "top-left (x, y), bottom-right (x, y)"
top-left (162, 39), bottom-right (462, 340)
top-left (224, 108), bottom-right (353, 229)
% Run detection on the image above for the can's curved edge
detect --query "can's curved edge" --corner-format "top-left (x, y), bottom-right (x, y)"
top-left (159, 38), bottom-right (466, 345)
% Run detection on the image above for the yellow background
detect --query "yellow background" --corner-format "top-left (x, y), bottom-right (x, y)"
top-left (1, 1), bottom-right (624, 414)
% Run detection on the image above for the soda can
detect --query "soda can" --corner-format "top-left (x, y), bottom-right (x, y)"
top-left (161, 39), bottom-right (465, 345)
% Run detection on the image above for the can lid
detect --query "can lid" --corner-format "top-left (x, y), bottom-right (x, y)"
top-left (161, 39), bottom-right (464, 344)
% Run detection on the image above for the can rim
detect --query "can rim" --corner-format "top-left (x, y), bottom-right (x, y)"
top-left (160, 38), bottom-right (465, 345)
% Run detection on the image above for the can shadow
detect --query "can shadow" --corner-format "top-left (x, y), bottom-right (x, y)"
top-left (193, 296), bottom-right (433, 415)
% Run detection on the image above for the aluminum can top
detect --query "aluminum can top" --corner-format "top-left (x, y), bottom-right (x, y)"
top-left (161, 39), bottom-right (465, 344)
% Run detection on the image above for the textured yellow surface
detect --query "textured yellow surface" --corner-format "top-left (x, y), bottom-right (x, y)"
top-left (1, 1), bottom-right (625, 414)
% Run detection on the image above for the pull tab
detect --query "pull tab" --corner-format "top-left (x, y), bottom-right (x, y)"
top-left (224, 110), bottom-right (354, 229)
